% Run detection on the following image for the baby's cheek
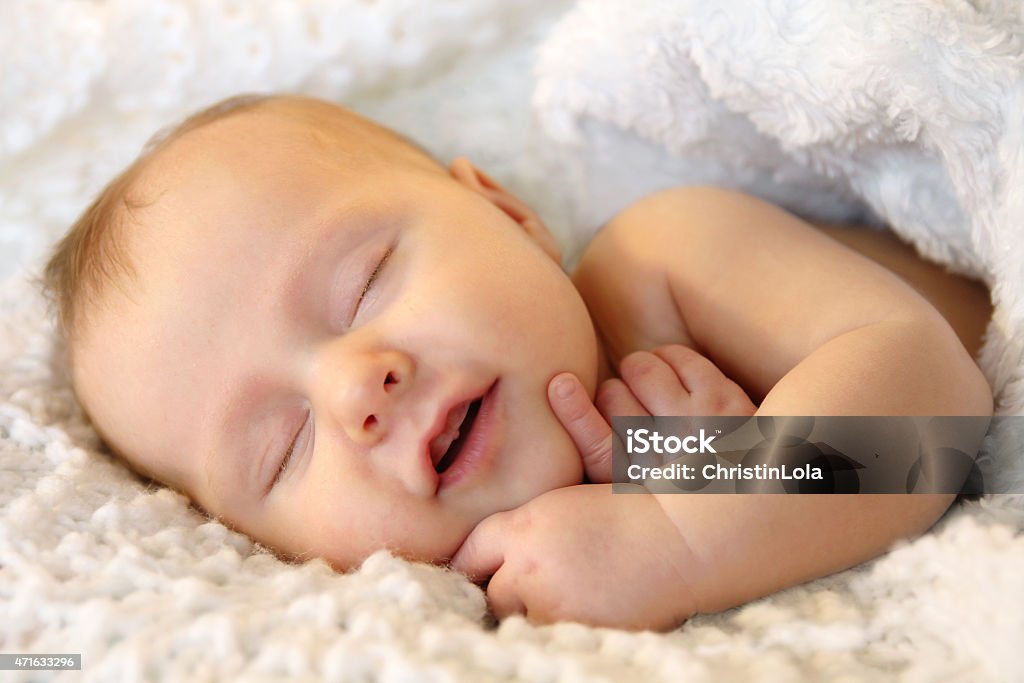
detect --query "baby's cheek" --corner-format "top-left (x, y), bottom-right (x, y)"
top-left (525, 420), bottom-right (586, 495)
top-left (556, 431), bottom-right (587, 487)
top-left (301, 505), bottom-right (459, 568)
top-left (384, 511), bottom-right (476, 564)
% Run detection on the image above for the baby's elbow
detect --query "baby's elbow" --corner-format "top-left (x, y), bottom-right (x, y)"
top-left (963, 363), bottom-right (994, 417)
top-left (917, 316), bottom-right (993, 417)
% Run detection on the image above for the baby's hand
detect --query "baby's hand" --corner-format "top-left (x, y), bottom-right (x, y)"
top-left (548, 345), bottom-right (756, 482)
top-left (449, 484), bottom-right (698, 630)
top-left (600, 345), bottom-right (757, 419)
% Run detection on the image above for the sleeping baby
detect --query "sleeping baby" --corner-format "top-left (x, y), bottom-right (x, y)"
top-left (42, 94), bottom-right (993, 630)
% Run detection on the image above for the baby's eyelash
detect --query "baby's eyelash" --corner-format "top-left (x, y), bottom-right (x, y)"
top-left (274, 440), bottom-right (296, 481)
top-left (272, 411), bottom-right (310, 488)
top-left (356, 246), bottom-right (393, 308)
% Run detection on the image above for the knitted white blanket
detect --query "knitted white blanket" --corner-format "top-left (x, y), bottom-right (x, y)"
top-left (3, 1), bottom-right (1024, 680)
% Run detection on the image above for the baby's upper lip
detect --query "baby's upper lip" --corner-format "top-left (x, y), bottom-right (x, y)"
top-left (428, 400), bottom-right (472, 468)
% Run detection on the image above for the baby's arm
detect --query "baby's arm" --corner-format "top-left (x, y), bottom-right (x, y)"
top-left (568, 186), bottom-right (992, 616)
top-left (549, 347), bottom-right (970, 618)
top-left (573, 186), bottom-right (991, 413)
top-left (454, 187), bottom-right (992, 629)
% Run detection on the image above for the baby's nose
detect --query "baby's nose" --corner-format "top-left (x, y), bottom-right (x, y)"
top-left (320, 348), bottom-right (415, 447)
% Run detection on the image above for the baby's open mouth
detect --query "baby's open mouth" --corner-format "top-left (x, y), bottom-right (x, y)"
top-left (430, 397), bottom-right (483, 474)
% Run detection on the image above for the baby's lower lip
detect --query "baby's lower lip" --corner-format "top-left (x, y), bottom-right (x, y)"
top-left (436, 379), bottom-right (500, 494)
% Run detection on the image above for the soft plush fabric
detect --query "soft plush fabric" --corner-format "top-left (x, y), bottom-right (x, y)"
top-left (2, 1), bottom-right (1023, 681)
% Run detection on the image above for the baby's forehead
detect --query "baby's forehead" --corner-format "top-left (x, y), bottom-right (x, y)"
top-left (89, 96), bottom-right (446, 352)
top-left (140, 98), bottom-right (416, 189)
top-left (135, 108), bottom-right (337, 194)
top-left (116, 114), bottom-right (417, 318)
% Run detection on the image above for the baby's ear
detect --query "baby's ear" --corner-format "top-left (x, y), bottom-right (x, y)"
top-left (449, 157), bottom-right (562, 264)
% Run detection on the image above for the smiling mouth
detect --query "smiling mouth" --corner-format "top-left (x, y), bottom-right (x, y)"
top-left (431, 397), bottom-right (483, 474)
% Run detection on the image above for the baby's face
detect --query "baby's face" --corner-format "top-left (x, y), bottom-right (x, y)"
top-left (74, 103), bottom-right (598, 568)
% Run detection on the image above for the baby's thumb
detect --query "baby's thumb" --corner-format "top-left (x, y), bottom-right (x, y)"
top-left (548, 373), bottom-right (614, 484)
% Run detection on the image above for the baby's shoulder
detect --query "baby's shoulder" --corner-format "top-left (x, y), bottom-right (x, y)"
top-left (579, 185), bottom-right (731, 262)
top-left (569, 187), bottom-right (738, 360)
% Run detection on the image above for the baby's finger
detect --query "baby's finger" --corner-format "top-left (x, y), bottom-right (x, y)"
top-left (618, 350), bottom-right (690, 415)
top-left (548, 373), bottom-right (615, 483)
top-left (483, 567), bottom-right (528, 620)
top-left (595, 378), bottom-right (649, 420)
top-left (449, 512), bottom-right (509, 583)
top-left (651, 345), bottom-right (731, 396)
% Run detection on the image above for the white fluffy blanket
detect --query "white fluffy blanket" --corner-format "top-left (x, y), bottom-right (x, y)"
top-left (3, 1), bottom-right (1024, 680)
